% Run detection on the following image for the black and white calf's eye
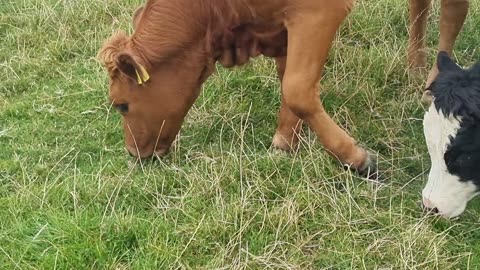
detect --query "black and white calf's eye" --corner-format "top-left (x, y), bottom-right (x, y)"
top-left (114, 103), bottom-right (129, 113)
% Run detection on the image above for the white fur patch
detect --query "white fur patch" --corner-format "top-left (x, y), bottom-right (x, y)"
top-left (422, 105), bottom-right (477, 218)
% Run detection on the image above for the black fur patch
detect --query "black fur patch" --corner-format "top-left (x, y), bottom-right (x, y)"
top-left (430, 52), bottom-right (480, 189)
top-left (444, 120), bottom-right (480, 188)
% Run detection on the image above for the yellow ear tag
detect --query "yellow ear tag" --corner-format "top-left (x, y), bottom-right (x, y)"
top-left (135, 65), bottom-right (150, 85)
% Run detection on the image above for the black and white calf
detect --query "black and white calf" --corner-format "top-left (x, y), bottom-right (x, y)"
top-left (422, 52), bottom-right (480, 218)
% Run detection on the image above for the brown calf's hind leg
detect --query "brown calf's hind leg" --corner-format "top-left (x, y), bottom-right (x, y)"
top-left (272, 56), bottom-right (303, 152)
top-left (282, 3), bottom-right (376, 177)
top-left (422, 0), bottom-right (469, 104)
top-left (408, 0), bottom-right (432, 71)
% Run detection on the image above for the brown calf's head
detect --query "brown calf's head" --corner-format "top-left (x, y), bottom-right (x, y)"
top-left (98, 27), bottom-right (213, 158)
top-left (98, 2), bottom-right (282, 158)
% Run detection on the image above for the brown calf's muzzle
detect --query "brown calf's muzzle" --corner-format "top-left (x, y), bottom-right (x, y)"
top-left (122, 116), bottom-right (182, 159)
top-left (125, 140), bottom-right (171, 159)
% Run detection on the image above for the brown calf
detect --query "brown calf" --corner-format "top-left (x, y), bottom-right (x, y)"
top-left (98, 0), bottom-right (468, 177)
top-left (99, 0), bottom-right (375, 176)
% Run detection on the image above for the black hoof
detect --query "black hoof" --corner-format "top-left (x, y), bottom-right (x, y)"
top-left (345, 152), bottom-right (379, 180)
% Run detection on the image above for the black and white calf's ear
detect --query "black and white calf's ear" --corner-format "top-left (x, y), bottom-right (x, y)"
top-left (422, 80), bottom-right (436, 106)
top-left (421, 89), bottom-right (434, 107)
top-left (437, 51), bottom-right (463, 73)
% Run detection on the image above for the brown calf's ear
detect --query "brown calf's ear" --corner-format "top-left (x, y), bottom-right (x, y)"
top-left (116, 53), bottom-right (150, 85)
top-left (133, 5), bottom-right (144, 30)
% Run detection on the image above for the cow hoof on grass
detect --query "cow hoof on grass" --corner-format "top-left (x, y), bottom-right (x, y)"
top-left (345, 151), bottom-right (379, 181)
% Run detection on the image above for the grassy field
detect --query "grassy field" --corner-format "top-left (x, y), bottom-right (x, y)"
top-left (1, 0), bottom-right (480, 269)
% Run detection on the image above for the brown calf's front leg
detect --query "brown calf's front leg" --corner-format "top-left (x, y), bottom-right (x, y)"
top-left (282, 1), bottom-right (376, 176)
top-left (272, 56), bottom-right (303, 151)
top-left (407, 0), bottom-right (432, 71)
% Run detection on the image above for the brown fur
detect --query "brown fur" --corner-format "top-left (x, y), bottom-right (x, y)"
top-left (98, 0), bottom-right (468, 175)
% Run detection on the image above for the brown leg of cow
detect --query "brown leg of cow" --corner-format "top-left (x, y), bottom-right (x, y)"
top-left (421, 0), bottom-right (469, 104)
top-left (408, 0), bottom-right (432, 70)
top-left (272, 56), bottom-right (303, 151)
top-left (282, 1), bottom-right (375, 176)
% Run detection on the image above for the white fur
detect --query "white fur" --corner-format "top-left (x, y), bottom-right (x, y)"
top-left (422, 104), bottom-right (478, 218)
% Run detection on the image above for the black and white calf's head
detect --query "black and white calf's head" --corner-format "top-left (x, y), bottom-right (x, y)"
top-left (422, 52), bottom-right (480, 218)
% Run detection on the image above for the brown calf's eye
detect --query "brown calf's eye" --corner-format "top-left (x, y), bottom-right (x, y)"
top-left (115, 103), bottom-right (129, 113)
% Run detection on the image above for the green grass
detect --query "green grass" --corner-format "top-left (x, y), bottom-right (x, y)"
top-left (1, 0), bottom-right (480, 269)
